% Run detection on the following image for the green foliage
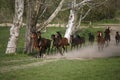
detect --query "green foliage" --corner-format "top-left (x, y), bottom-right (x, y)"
top-left (0, 0), bottom-right (120, 23)
top-left (0, 0), bottom-right (14, 23)
top-left (82, 0), bottom-right (119, 22)
top-left (94, 19), bottom-right (120, 24)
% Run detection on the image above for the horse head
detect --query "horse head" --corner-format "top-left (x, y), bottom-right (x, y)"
top-left (31, 32), bottom-right (37, 39)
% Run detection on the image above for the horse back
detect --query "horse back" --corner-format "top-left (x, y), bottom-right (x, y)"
top-left (59, 38), bottom-right (69, 46)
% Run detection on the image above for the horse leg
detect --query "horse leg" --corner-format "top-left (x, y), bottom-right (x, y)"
top-left (36, 48), bottom-right (40, 58)
top-left (98, 45), bottom-right (100, 51)
top-left (71, 44), bottom-right (73, 50)
top-left (116, 39), bottom-right (118, 46)
top-left (98, 43), bottom-right (101, 51)
top-left (47, 48), bottom-right (50, 55)
top-left (62, 46), bottom-right (65, 53)
top-left (65, 46), bottom-right (67, 52)
top-left (80, 43), bottom-right (82, 48)
top-left (58, 47), bottom-right (63, 55)
top-left (105, 40), bottom-right (108, 47)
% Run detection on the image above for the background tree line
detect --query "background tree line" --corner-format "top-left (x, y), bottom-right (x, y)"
top-left (0, 0), bottom-right (120, 23)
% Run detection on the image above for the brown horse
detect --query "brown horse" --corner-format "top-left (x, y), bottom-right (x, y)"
top-left (97, 31), bottom-right (105, 51)
top-left (31, 32), bottom-right (51, 58)
top-left (51, 34), bottom-right (69, 55)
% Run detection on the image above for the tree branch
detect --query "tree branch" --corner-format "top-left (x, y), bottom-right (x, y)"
top-left (37, 0), bottom-right (65, 31)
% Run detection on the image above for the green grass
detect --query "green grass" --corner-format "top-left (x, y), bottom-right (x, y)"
top-left (0, 27), bottom-right (120, 80)
top-left (93, 19), bottom-right (120, 25)
top-left (0, 27), bottom-right (10, 54)
top-left (0, 57), bottom-right (120, 80)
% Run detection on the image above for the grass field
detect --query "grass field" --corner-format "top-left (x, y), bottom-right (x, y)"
top-left (0, 26), bottom-right (120, 80)
top-left (0, 57), bottom-right (120, 80)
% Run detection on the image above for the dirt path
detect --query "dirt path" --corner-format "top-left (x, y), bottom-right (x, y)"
top-left (46, 26), bottom-right (120, 59)
top-left (0, 59), bottom-right (59, 73)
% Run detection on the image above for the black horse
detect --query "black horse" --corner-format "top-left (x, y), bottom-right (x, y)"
top-left (115, 31), bottom-right (120, 46)
top-left (88, 33), bottom-right (95, 45)
top-left (104, 27), bottom-right (111, 46)
top-left (70, 34), bottom-right (85, 50)
top-left (70, 35), bottom-right (80, 49)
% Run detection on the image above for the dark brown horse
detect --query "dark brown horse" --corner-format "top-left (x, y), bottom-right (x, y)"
top-left (31, 32), bottom-right (51, 58)
top-left (51, 34), bottom-right (69, 55)
top-left (97, 31), bottom-right (105, 51)
top-left (88, 33), bottom-right (95, 45)
top-left (76, 35), bottom-right (85, 48)
top-left (70, 34), bottom-right (85, 50)
top-left (115, 31), bottom-right (120, 46)
top-left (104, 27), bottom-right (111, 46)
top-left (70, 35), bottom-right (80, 49)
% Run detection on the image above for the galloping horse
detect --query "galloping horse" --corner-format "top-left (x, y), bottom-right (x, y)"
top-left (70, 34), bottom-right (85, 50)
top-left (70, 35), bottom-right (80, 49)
top-left (88, 33), bottom-right (95, 45)
top-left (97, 31), bottom-right (105, 51)
top-left (115, 31), bottom-right (120, 46)
top-left (76, 35), bottom-right (85, 47)
top-left (51, 32), bottom-right (69, 55)
top-left (104, 27), bottom-right (111, 46)
top-left (31, 31), bottom-right (51, 58)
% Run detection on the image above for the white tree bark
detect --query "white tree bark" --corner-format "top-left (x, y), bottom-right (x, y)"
top-left (64, 0), bottom-right (107, 42)
top-left (64, 9), bottom-right (77, 42)
top-left (6, 0), bottom-right (24, 54)
top-left (64, 0), bottom-right (77, 42)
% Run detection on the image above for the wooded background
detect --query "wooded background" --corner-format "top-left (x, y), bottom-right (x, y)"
top-left (0, 0), bottom-right (120, 23)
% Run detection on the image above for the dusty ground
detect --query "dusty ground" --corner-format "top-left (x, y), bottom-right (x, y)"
top-left (46, 26), bottom-right (120, 59)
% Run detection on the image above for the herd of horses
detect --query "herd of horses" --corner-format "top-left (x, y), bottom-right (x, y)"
top-left (31, 29), bottom-right (120, 58)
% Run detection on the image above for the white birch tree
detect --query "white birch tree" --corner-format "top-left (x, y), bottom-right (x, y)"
top-left (6, 0), bottom-right (24, 54)
top-left (24, 0), bottom-right (41, 53)
top-left (64, 0), bottom-right (108, 42)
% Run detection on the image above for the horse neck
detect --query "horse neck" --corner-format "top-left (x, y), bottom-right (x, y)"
top-left (33, 36), bottom-right (39, 48)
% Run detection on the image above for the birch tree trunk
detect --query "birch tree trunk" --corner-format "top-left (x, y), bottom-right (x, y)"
top-left (64, 0), bottom-right (107, 42)
top-left (24, 0), bottom-right (41, 53)
top-left (6, 0), bottom-right (24, 54)
top-left (64, 0), bottom-right (77, 42)
top-left (23, 0), bottom-right (32, 53)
